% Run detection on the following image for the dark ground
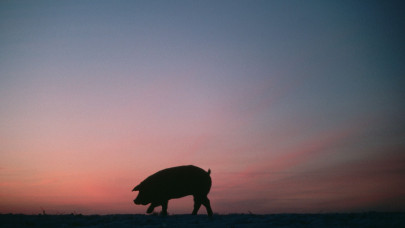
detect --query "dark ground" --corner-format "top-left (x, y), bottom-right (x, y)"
top-left (1, 212), bottom-right (404, 228)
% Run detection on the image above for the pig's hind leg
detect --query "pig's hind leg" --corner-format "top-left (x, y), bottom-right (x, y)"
top-left (192, 195), bottom-right (202, 215)
top-left (192, 195), bottom-right (213, 216)
top-left (202, 196), bottom-right (213, 217)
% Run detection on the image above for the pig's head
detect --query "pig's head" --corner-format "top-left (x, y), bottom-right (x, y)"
top-left (132, 184), bottom-right (152, 205)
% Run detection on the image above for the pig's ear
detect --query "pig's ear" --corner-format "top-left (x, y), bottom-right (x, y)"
top-left (132, 184), bottom-right (141, 191)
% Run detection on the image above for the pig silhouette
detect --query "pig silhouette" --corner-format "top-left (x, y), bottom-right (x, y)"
top-left (132, 165), bottom-right (213, 216)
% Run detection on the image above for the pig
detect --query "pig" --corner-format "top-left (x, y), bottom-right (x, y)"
top-left (132, 165), bottom-right (213, 216)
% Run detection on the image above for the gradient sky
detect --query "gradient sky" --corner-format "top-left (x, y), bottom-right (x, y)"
top-left (1, 0), bottom-right (405, 214)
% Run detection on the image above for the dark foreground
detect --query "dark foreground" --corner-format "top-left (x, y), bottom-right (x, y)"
top-left (1, 212), bottom-right (404, 228)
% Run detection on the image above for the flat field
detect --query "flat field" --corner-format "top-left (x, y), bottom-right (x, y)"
top-left (1, 212), bottom-right (404, 228)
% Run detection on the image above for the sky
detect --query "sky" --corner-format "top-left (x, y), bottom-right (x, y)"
top-left (1, 0), bottom-right (405, 214)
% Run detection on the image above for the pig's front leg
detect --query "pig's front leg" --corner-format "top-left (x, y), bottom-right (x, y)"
top-left (146, 203), bottom-right (157, 214)
top-left (160, 200), bottom-right (168, 216)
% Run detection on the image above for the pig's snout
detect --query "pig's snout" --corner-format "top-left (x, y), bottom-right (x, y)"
top-left (134, 197), bottom-right (148, 205)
